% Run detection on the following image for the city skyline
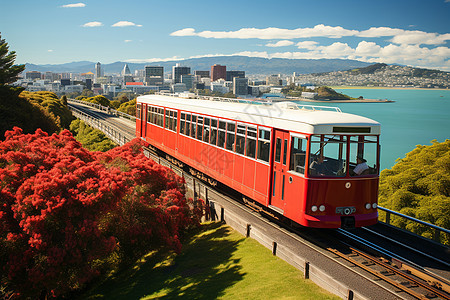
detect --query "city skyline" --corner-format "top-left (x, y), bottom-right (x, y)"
top-left (1, 0), bottom-right (449, 71)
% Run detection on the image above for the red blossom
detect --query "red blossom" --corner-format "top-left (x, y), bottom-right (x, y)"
top-left (0, 129), bottom-right (203, 299)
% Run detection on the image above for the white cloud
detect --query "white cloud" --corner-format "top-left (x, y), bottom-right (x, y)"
top-left (296, 41), bottom-right (319, 50)
top-left (266, 40), bottom-right (294, 47)
top-left (61, 3), bottom-right (85, 8)
top-left (170, 25), bottom-right (450, 46)
top-left (48, 49), bottom-right (54, 52)
top-left (112, 21), bottom-right (142, 27)
top-left (82, 21), bottom-right (103, 27)
top-left (124, 40), bottom-right (132, 43)
top-left (170, 28), bottom-right (196, 36)
top-left (170, 25), bottom-right (358, 39)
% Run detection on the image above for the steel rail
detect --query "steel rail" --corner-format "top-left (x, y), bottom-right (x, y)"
top-left (361, 226), bottom-right (450, 269)
top-left (338, 229), bottom-right (450, 299)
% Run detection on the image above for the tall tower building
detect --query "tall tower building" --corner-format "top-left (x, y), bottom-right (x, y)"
top-left (211, 64), bottom-right (226, 82)
top-left (172, 63), bottom-right (190, 84)
top-left (144, 66), bottom-right (164, 86)
top-left (233, 77), bottom-right (249, 96)
top-left (226, 70), bottom-right (245, 82)
top-left (122, 64), bottom-right (133, 84)
top-left (95, 62), bottom-right (102, 82)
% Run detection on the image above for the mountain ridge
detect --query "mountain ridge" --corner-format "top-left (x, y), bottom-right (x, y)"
top-left (24, 56), bottom-right (372, 75)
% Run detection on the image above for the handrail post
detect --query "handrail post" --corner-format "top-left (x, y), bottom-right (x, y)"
top-left (385, 210), bottom-right (391, 225)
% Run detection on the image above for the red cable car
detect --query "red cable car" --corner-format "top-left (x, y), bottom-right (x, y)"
top-left (136, 93), bottom-right (380, 228)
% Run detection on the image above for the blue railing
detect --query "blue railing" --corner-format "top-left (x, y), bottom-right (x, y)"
top-left (378, 206), bottom-right (449, 245)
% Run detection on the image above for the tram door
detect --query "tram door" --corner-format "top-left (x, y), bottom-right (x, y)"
top-left (270, 130), bottom-right (289, 213)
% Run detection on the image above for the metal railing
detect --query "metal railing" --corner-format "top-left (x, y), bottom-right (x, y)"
top-left (68, 105), bottom-right (132, 146)
top-left (68, 98), bottom-right (136, 122)
top-left (378, 206), bottom-right (450, 245)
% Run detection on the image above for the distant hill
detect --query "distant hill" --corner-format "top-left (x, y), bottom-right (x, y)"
top-left (297, 63), bottom-right (449, 88)
top-left (24, 56), bottom-right (372, 75)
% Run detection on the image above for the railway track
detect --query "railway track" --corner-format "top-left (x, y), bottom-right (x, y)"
top-left (71, 101), bottom-right (450, 300)
top-left (331, 229), bottom-right (450, 300)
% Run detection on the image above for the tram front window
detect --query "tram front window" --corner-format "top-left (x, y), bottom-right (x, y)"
top-left (309, 135), bottom-right (346, 177)
top-left (349, 136), bottom-right (378, 176)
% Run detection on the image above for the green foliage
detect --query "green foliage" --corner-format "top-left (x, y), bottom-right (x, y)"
top-left (20, 91), bottom-right (74, 129)
top-left (81, 89), bottom-right (94, 97)
top-left (70, 119), bottom-right (116, 151)
top-left (315, 86), bottom-right (352, 100)
top-left (378, 140), bottom-right (450, 244)
top-left (117, 98), bottom-right (136, 116)
top-left (81, 95), bottom-right (111, 107)
top-left (0, 87), bottom-right (62, 139)
top-left (281, 84), bottom-right (353, 100)
top-left (110, 100), bottom-right (121, 109)
top-left (0, 33), bottom-right (25, 86)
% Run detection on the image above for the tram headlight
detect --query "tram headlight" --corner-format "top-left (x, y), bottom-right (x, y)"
top-left (311, 205), bottom-right (318, 212)
top-left (319, 205), bottom-right (325, 212)
top-left (372, 203), bottom-right (378, 209)
top-left (365, 203), bottom-right (371, 210)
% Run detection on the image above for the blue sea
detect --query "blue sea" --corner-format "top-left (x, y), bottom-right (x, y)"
top-left (297, 88), bottom-right (450, 170)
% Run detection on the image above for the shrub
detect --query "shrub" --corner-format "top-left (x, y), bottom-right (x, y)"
top-left (0, 128), bottom-right (203, 298)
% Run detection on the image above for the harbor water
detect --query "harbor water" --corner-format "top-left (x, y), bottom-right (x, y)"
top-left (296, 88), bottom-right (450, 170)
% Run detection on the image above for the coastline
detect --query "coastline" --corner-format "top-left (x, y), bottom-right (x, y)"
top-left (331, 86), bottom-right (450, 91)
top-left (283, 97), bottom-right (394, 103)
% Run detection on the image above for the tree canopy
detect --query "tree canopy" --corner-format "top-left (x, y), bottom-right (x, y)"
top-left (378, 140), bottom-right (450, 244)
top-left (0, 33), bottom-right (25, 86)
top-left (0, 128), bottom-right (203, 298)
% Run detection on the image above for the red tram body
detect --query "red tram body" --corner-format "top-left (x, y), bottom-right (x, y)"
top-left (136, 94), bottom-right (381, 228)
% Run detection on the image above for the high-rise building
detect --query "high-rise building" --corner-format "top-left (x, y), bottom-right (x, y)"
top-left (25, 71), bottom-right (42, 80)
top-left (181, 74), bottom-right (195, 90)
top-left (145, 66), bottom-right (164, 86)
top-left (194, 70), bottom-right (210, 78)
top-left (211, 64), bottom-right (226, 82)
top-left (226, 70), bottom-right (245, 82)
top-left (233, 77), bottom-right (249, 96)
top-left (266, 74), bottom-right (282, 86)
top-left (95, 62), bottom-right (103, 80)
top-left (122, 64), bottom-right (133, 84)
top-left (172, 63), bottom-right (190, 84)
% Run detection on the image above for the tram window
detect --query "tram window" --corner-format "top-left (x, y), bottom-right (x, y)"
top-left (283, 139), bottom-right (288, 165)
top-left (173, 111), bottom-right (178, 132)
top-left (275, 138), bottom-right (282, 163)
top-left (219, 120), bottom-right (226, 130)
top-left (180, 113), bottom-right (186, 134)
top-left (196, 116), bottom-right (203, 140)
top-left (157, 108), bottom-right (164, 127)
top-left (165, 110), bottom-right (170, 129)
top-left (235, 124), bottom-right (246, 155)
top-left (289, 136), bottom-right (307, 174)
top-left (246, 126), bottom-right (257, 159)
top-left (257, 128), bottom-right (271, 162)
top-left (191, 115), bottom-right (197, 138)
top-left (310, 135), bottom-right (347, 177)
top-left (218, 129), bottom-right (226, 148)
top-left (226, 122), bottom-right (236, 151)
top-left (203, 118), bottom-right (210, 143)
top-left (136, 104), bottom-right (141, 119)
top-left (147, 106), bottom-right (151, 123)
top-left (185, 114), bottom-right (191, 136)
top-left (164, 109), bottom-right (177, 132)
top-left (210, 119), bottom-right (218, 145)
top-left (349, 135), bottom-right (378, 176)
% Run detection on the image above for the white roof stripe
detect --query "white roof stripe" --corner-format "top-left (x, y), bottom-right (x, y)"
top-left (137, 94), bottom-right (381, 135)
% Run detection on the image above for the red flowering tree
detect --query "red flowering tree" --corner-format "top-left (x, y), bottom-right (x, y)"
top-left (0, 128), bottom-right (203, 298)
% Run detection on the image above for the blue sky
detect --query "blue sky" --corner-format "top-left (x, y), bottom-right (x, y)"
top-left (1, 0), bottom-right (450, 71)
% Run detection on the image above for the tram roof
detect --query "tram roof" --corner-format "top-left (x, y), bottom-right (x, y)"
top-left (137, 94), bottom-right (381, 135)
